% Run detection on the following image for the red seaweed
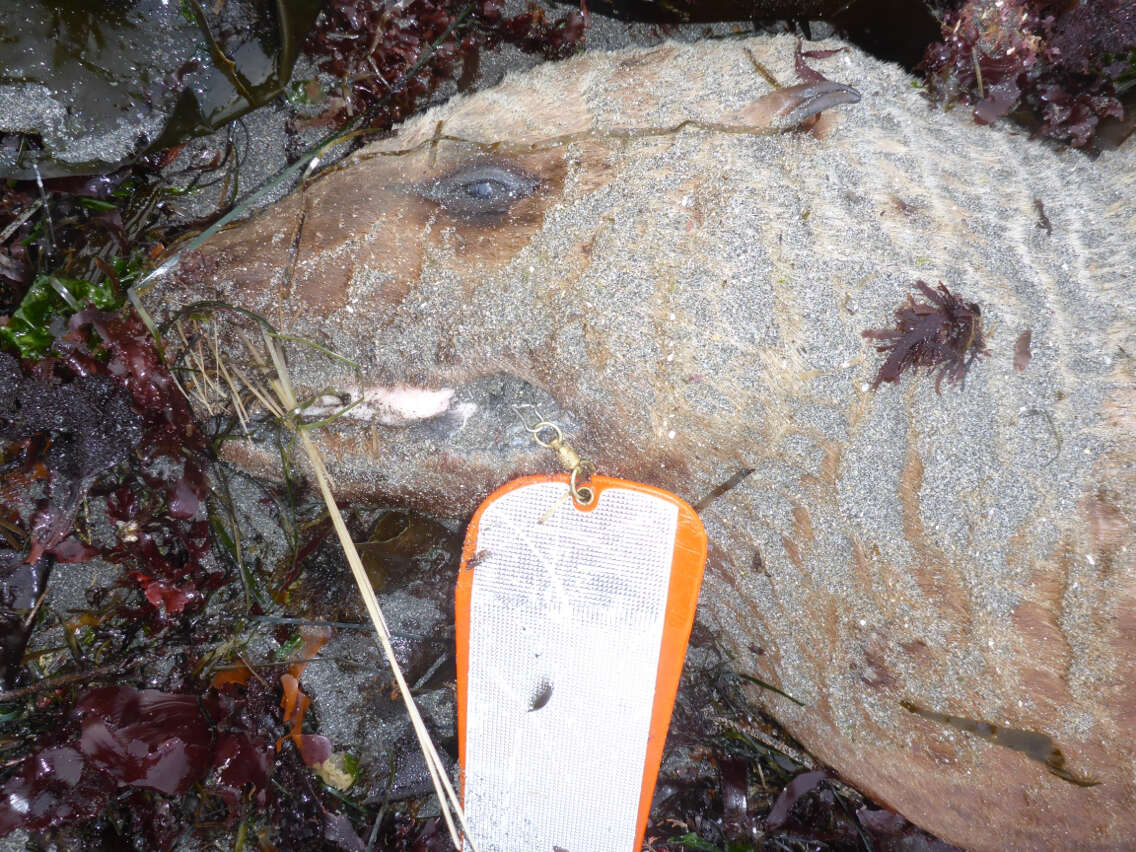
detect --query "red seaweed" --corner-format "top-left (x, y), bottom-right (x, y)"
top-left (0, 744), bottom-right (110, 835)
top-left (922, 0), bottom-right (1135, 148)
top-left (863, 281), bottom-right (989, 392)
top-left (301, 0), bottom-right (586, 134)
top-left (1014, 329), bottom-right (1032, 372)
top-left (0, 549), bottom-right (52, 687)
top-left (0, 681), bottom-right (284, 837)
top-left (75, 686), bottom-right (212, 796)
top-left (765, 768), bottom-right (833, 830)
top-left (209, 731), bottom-right (273, 811)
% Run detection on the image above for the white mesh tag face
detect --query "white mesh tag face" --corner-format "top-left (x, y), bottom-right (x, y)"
top-left (464, 480), bottom-right (679, 851)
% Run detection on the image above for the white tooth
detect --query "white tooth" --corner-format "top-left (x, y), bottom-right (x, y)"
top-left (296, 395), bottom-right (349, 418)
top-left (364, 385), bottom-right (455, 424)
top-left (298, 385), bottom-right (456, 425)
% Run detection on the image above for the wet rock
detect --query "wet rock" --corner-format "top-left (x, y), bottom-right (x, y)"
top-left (0, 0), bottom-right (321, 178)
top-left (0, 549), bottom-right (52, 688)
top-left (0, 0), bottom-right (201, 178)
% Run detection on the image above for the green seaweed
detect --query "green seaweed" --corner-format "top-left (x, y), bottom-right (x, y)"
top-left (0, 273), bottom-right (119, 358)
top-left (732, 671), bottom-right (806, 708)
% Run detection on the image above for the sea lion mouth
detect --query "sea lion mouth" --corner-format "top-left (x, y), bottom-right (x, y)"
top-left (159, 304), bottom-right (577, 466)
top-left (293, 372), bottom-right (579, 456)
top-left (298, 385), bottom-right (465, 427)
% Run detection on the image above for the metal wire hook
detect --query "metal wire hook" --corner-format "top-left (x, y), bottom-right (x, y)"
top-left (513, 405), bottom-right (595, 506)
top-left (570, 463), bottom-right (596, 506)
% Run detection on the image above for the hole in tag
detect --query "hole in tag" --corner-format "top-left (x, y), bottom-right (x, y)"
top-left (528, 678), bottom-right (554, 712)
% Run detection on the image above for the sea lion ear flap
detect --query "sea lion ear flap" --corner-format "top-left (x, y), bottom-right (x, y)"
top-left (728, 79), bottom-right (861, 132)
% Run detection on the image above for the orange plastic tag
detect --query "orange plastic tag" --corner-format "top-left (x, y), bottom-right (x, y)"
top-left (455, 474), bottom-right (707, 851)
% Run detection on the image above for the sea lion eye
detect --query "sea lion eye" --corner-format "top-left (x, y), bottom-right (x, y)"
top-left (417, 162), bottom-right (539, 218)
top-left (464, 180), bottom-right (500, 200)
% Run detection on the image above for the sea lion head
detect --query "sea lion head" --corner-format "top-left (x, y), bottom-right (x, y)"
top-left (150, 39), bottom-right (859, 511)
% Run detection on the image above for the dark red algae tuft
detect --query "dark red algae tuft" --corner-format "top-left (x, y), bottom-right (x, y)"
top-left (301, 0), bottom-right (587, 132)
top-left (0, 683), bottom-right (279, 836)
top-left (75, 686), bottom-right (212, 796)
top-left (863, 281), bottom-right (989, 392)
top-left (921, 0), bottom-right (1135, 147)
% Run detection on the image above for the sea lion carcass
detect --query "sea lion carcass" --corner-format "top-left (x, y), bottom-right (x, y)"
top-left (151, 35), bottom-right (1136, 850)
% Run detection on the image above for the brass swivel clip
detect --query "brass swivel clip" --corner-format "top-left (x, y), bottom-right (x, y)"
top-left (514, 407), bottom-right (596, 506)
